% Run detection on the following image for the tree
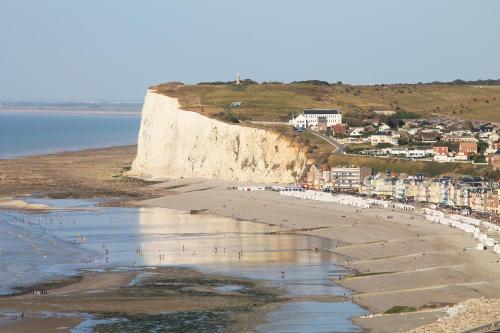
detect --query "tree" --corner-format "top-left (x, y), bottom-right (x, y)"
top-left (436, 141), bottom-right (459, 153)
top-left (464, 121), bottom-right (475, 131)
top-left (473, 154), bottom-right (486, 163)
top-left (291, 80), bottom-right (330, 86)
top-left (477, 140), bottom-right (489, 155)
top-left (398, 137), bottom-right (409, 146)
top-left (376, 142), bottom-right (393, 149)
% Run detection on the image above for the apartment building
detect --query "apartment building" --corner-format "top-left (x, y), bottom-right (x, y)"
top-left (330, 166), bottom-right (372, 192)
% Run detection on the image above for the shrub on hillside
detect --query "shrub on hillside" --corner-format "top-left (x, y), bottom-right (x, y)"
top-left (291, 80), bottom-right (330, 86)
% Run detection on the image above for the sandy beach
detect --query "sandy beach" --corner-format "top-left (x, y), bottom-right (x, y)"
top-left (2, 146), bottom-right (500, 332)
top-left (133, 177), bottom-right (500, 332)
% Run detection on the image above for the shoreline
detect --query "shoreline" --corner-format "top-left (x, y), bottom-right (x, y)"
top-left (133, 177), bottom-right (500, 332)
top-left (0, 145), bottom-right (155, 199)
top-left (2, 146), bottom-right (500, 332)
top-left (0, 169), bottom-right (356, 332)
top-left (0, 144), bottom-right (139, 161)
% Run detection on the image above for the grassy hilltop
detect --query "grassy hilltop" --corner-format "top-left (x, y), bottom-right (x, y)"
top-left (153, 81), bottom-right (500, 123)
top-left (152, 81), bottom-right (500, 179)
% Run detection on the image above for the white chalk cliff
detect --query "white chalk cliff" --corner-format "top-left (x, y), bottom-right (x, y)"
top-left (129, 90), bottom-right (307, 183)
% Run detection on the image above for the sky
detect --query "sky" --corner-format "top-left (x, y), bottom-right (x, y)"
top-left (1, 0), bottom-right (500, 102)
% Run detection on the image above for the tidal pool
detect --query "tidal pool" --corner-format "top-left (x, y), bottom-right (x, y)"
top-left (0, 199), bottom-right (366, 332)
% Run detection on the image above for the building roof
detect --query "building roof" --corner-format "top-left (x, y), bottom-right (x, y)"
top-left (304, 109), bottom-right (341, 115)
top-left (459, 142), bottom-right (478, 150)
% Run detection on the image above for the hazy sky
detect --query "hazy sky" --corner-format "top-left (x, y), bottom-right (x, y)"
top-left (2, 0), bottom-right (500, 102)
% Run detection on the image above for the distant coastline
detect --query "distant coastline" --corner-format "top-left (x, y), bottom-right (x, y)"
top-left (0, 108), bottom-right (141, 117)
top-left (0, 111), bottom-right (140, 159)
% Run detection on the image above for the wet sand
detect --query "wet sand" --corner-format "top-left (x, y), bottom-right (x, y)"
top-left (1, 195), bottom-right (361, 332)
top-left (0, 317), bottom-right (84, 333)
top-left (2, 146), bottom-right (500, 332)
top-left (0, 145), bottom-right (156, 199)
top-left (0, 268), bottom-right (283, 333)
top-left (135, 178), bottom-right (500, 332)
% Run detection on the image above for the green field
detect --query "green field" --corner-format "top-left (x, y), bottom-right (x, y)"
top-left (153, 82), bottom-right (500, 123)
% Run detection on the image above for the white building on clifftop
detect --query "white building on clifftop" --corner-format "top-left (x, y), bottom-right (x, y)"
top-left (289, 109), bottom-right (342, 129)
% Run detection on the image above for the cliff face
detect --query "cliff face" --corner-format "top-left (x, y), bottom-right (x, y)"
top-left (129, 90), bottom-right (307, 183)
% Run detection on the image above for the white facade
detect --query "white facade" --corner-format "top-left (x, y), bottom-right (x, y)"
top-left (378, 123), bottom-right (391, 132)
top-left (289, 114), bottom-right (307, 128)
top-left (370, 134), bottom-right (399, 146)
top-left (434, 154), bottom-right (453, 162)
top-left (338, 137), bottom-right (370, 145)
top-left (391, 147), bottom-right (433, 158)
top-left (349, 127), bottom-right (365, 137)
top-left (331, 166), bottom-right (372, 191)
top-left (290, 109), bottom-right (342, 129)
top-left (406, 148), bottom-right (432, 158)
top-left (304, 113), bottom-right (341, 127)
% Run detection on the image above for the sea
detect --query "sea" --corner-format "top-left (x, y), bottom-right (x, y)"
top-left (0, 199), bottom-right (366, 332)
top-left (0, 105), bottom-right (366, 332)
top-left (0, 106), bottom-right (141, 159)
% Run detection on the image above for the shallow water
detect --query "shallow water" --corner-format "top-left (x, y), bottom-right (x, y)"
top-left (0, 112), bottom-right (140, 158)
top-left (257, 301), bottom-right (367, 333)
top-left (0, 199), bottom-right (366, 332)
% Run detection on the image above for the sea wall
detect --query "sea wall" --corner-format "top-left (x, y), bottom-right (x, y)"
top-left (129, 90), bottom-right (307, 183)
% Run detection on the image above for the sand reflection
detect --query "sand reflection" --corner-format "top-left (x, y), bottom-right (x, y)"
top-left (137, 207), bottom-right (333, 266)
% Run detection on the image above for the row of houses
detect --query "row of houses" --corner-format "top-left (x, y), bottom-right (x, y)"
top-left (432, 143), bottom-right (483, 162)
top-left (344, 135), bottom-right (500, 167)
top-left (363, 175), bottom-right (499, 215)
top-left (305, 165), bottom-right (500, 215)
top-left (356, 142), bottom-right (490, 162)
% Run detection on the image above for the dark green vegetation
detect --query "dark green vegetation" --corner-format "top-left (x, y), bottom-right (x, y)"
top-left (87, 270), bottom-right (281, 333)
top-left (352, 271), bottom-right (394, 278)
top-left (330, 153), bottom-right (500, 179)
top-left (429, 78), bottom-right (500, 86)
top-left (384, 305), bottom-right (418, 314)
top-left (91, 311), bottom-right (231, 333)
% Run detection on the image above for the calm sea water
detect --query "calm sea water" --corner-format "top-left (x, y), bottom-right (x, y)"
top-left (0, 199), bottom-right (366, 332)
top-left (0, 112), bottom-right (140, 159)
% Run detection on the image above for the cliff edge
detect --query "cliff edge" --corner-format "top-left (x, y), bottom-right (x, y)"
top-left (129, 90), bottom-right (307, 183)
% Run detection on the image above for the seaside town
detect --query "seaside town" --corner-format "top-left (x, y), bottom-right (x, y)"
top-left (285, 108), bottom-right (500, 220)
top-left (4, 2), bottom-right (500, 332)
top-left (305, 165), bottom-right (499, 218)
top-left (289, 108), bottom-right (500, 166)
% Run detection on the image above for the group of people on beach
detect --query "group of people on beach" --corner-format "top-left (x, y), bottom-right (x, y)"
top-left (31, 288), bottom-right (47, 295)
